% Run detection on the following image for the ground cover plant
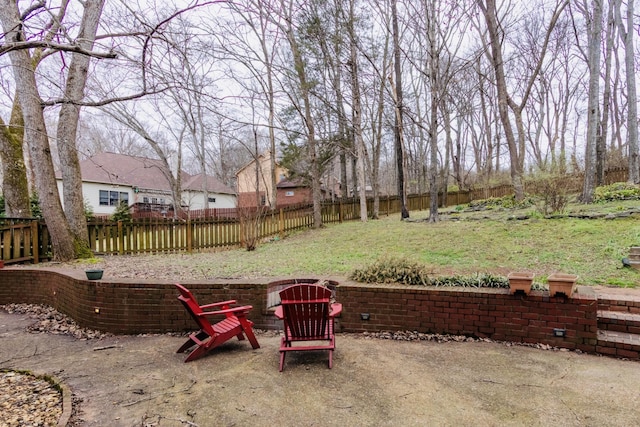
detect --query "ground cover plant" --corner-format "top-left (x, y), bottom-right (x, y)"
top-left (55, 198), bottom-right (640, 288)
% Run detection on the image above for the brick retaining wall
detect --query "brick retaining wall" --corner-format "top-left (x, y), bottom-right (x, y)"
top-left (0, 268), bottom-right (599, 354)
top-left (337, 284), bottom-right (598, 353)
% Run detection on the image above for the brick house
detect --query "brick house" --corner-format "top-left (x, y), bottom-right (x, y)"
top-left (276, 177), bottom-right (313, 206)
top-left (235, 151), bottom-right (342, 208)
top-left (236, 151), bottom-right (288, 208)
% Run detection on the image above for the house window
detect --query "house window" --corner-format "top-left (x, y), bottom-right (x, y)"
top-left (100, 190), bottom-right (128, 206)
top-left (260, 195), bottom-right (266, 206)
top-left (151, 197), bottom-right (158, 204)
top-left (143, 197), bottom-right (149, 203)
top-left (208, 197), bottom-right (216, 203)
top-left (159, 198), bottom-right (165, 204)
top-left (99, 190), bottom-right (109, 206)
top-left (285, 191), bottom-right (294, 197)
top-left (109, 191), bottom-right (119, 206)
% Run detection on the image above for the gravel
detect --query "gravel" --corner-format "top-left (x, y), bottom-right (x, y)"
top-left (2, 304), bottom-right (110, 340)
top-left (0, 371), bottom-right (62, 427)
top-left (1, 304), bottom-right (108, 426)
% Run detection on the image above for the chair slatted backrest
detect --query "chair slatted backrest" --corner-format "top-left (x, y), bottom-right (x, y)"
top-left (175, 284), bottom-right (215, 336)
top-left (279, 284), bottom-right (332, 341)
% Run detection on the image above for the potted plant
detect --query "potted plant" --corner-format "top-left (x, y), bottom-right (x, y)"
top-left (547, 273), bottom-right (578, 297)
top-left (507, 272), bottom-right (534, 295)
top-left (85, 269), bottom-right (104, 280)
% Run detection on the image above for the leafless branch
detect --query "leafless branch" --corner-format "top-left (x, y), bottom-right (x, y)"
top-left (0, 40), bottom-right (116, 58)
top-left (19, 1), bottom-right (45, 21)
top-left (41, 86), bottom-right (171, 107)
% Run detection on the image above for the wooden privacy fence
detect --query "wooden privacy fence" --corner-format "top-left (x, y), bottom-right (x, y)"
top-left (0, 219), bottom-right (48, 264)
top-left (0, 166), bottom-right (632, 262)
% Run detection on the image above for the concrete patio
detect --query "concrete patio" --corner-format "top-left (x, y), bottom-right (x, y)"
top-left (1, 310), bottom-right (639, 426)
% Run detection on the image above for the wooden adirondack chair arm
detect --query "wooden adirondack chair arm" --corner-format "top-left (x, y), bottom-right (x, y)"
top-left (274, 302), bottom-right (341, 320)
top-left (274, 306), bottom-right (284, 320)
top-left (329, 303), bottom-right (343, 317)
top-left (199, 300), bottom-right (237, 309)
top-left (198, 305), bottom-right (253, 318)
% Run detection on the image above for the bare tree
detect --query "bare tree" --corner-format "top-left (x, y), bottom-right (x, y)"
top-left (476, 0), bottom-right (569, 200)
top-left (346, 0), bottom-right (369, 221)
top-left (279, 0), bottom-right (323, 228)
top-left (57, 0), bottom-right (106, 250)
top-left (104, 101), bottom-right (185, 217)
top-left (579, 0), bottom-right (604, 202)
top-left (390, 0), bottom-right (409, 219)
top-left (0, 1), bottom-right (110, 259)
top-left (614, 0), bottom-right (639, 183)
top-left (218, 0), bottom-right (283, 209)
top-left (0, 100), bottom-right (30, 217)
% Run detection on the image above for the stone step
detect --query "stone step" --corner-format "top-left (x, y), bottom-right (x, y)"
top-left (597, 310), bottom-right (640, 334)
top-left (597, 330), bottom-right (640, 359)
top-left (596, 293), bottom-right (640, 314)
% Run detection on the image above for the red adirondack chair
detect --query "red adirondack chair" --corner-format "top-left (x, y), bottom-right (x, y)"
top-left (175, 284), bottom-right (260, 362)
top-left (274, 283), bottom-right (342, 371)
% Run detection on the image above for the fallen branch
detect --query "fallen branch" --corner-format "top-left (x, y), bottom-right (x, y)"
top-left (93, 345), bottom-right (121, 351)
top-left (479, 378), bottom-right (543, 388)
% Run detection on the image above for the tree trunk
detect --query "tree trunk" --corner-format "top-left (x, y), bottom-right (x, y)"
top-left (615, 0), bottom-right (639, 183)
top-left (57, 0), bottom-right (105, 255)
top-left (285, 18), bottom-right (322, 228)
top-left (478, 0), bottom-right (525, 200)
top-left (348, 0), bottom-right (368, 222)
top-left (391, 0), bottom-right (409, 219)
top-left (0, 101), bottom-right (31, 217)
top-left (0, 3), bottom-right (75, 260)
top-left (428, 0), bottom-right (439, 223)
top-left (582, 0), bottom-right (603, 202)
top-left (597, 1), bottom-right (616, 184)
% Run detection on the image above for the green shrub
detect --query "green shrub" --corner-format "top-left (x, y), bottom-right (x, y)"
top-left (84, 199), bottom-right (95, 221)
top-left (26, 193), bottom-right (42, 218)
top-left (529, 174), bottom-right (575, 215)
top-left (594, 182), bottom-right (640, 202)
top-left (430, 273), bottom-right (508, 288)
top-left (110, 201), bottom-right (132, 222)
top-left (468, 195), bottom-right (535, 210)
top-left (350, 258), bottom-right (511, 289)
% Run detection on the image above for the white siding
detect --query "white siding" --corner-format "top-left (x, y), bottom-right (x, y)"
top-left (83, 182), bottom-right (133, 215)
top-left (57, 179), bottom-right (235, 214)
top-left (183, 191), bottom-right (236, 209)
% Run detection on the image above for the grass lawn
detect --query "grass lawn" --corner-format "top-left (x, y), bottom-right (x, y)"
top-left (174, 199), bottom-right (640, 288)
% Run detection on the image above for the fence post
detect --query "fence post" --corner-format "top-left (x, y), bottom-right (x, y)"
top-left (279, 208), bottom-right (284, 238)
top-left (31, 220), bottom-right (39, 264)
top-left (187, 219), bottom-right (192, 253)
top-left (118, 221), bottom-right (124, 255)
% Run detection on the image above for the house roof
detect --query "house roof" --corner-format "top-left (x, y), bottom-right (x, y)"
top-left (235, 151), bottom-right (282, 176)
top-left (65, 152), bottom-right (234, 195)
top-left (276, 177), bottom-right (307, 189)
top-left (183, 173), bottom-right (235, 195)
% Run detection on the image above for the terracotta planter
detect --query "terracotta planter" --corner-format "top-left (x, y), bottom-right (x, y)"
top-left (547, 273), bottom-right (578, 297)
top-left (508, 272), bottom-right (534, 295)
